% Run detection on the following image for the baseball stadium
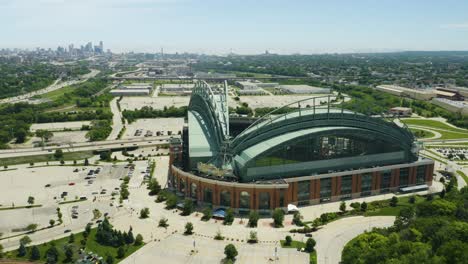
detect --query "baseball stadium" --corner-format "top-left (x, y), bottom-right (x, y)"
top-left (168, 81), bottom-right (434, 212)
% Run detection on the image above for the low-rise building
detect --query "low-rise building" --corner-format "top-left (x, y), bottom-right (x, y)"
top-left (389, 107), bottom-right (412, 117)
top-left (376, 85), bottom-right (435, 101)
top-left (279, 85), bottom-right (331, 94)
top-left (109, 89), bottom-right (150, 96)
top-left (431, 98), bottom-right (468, 116)
top-left (160, 83), bottom-right (194, 95)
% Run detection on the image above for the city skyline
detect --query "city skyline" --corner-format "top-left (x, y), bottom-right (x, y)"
top-left (1, 0), bottom-right (468, 54)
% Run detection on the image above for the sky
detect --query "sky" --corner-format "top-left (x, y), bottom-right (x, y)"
top-left (1, 0), bottom-right (468, 54)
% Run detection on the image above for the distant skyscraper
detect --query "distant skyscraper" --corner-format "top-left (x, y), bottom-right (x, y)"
top-left (99, 41), bottom-right (103, 52)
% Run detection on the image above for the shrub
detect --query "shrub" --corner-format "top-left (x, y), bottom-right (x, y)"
top-left (248, 231), bottom-right (258, 243)
top-left (214, 230), bottom-right (225, 240)
top-left (350, 202), bottom-right (361, 210)
top-left (158, 218), bottom-right (169, 228)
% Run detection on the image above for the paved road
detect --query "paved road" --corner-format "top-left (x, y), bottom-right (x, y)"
top-left (314, 216), bottom-right (395, 264)
top-left (107, 97), bottom-right (125, 140)
top-left (0, 69), bottom-right (100, 105)
top-left (0, 136), bottom-right (177, 159)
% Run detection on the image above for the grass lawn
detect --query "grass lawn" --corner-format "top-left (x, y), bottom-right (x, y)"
top-left (409, 128), bottom-right (435, 139)
top-left (0, 204), bottom-right (42, 211)
top-left (401, 119), bottom-right (468, 133)
top-left (402, 119), bottom-right (468, 140)
top-left (364, 195), bottom-right (427, 217)
top-left (0, 151), bottom-right (94, 166)
top-left (457, 170), bottom-right (468, 185)
top-left (6, 228), bottom-right (144, 263)
top-left (37, 85), bottom-right (76, 101)
top-left (280, 240), bottom-right (317, 264)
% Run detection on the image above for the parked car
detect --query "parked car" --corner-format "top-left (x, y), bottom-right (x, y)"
top-left (68, 182), bottom-right (75, 186)
top-left (45, 184), bottom-right (51, 187)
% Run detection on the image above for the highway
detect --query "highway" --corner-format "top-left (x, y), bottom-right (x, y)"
top-left (0, 69), bottom-right (100, 105)
top-left (0, 136), bottom-right (178, 159)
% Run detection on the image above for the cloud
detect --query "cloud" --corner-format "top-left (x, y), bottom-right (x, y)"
top-left (440, 23), bottom-right (468, 29)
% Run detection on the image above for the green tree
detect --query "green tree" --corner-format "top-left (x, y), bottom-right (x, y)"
top-left (84, 158), bottom-right (89, 166)
top-left (272, 208), bottom-right (284, 227)
top-left (202, 207), bottom-right (212, 221)
top-left (181, 199), bottom-right (194, 216)
top-left (49, 219), bottom-right (55, 226)
top-left (54, 149), bottom-right (63, 160)
top-left (360, 202), bottom-right (368, 212)
top-left (305, 238), bottom-right (316, 253)
top-left (390, 196), bottom-right (398, 207)
top-left (30, 245), bottom-right (40, 260)
top-left (248, 211), bottom-right (260, 227)
top-left (158, 218), bottom-right (169, 228)
top-left (134, 234), bottom-right (143, 246)
top-left (17, 243), bottom-right (27, 257)
top-left (27, 196), bottom-right (35, 206)
top-left (106, 255), bottom-right (115, 264)
top-left (292, 211), bottom-right (303, 226)
top-left (46, 245), bottom-right (59, 264)
top-left (140, 207), bottom-right (150, 219)
top-left (68, 233), bottom-right (75, 243)
top-left (117, 246), bottom-right (125, 258)
top-left (184, 222), bottom-right (194, 235)
top-left (285, 235), bottom-right (292, 246)
top-left (64, 245), bottom-right (74, 262)
top-left (20, 236), bottom-right (32, 246)
top-left (224, 244), bottom-right (238, 261)
top-left (340, 201), bottom-right (347, 213)
top-left (147, 178), bottom-right (161, 195)
top-left (224, 208), bottom-right (234, 225)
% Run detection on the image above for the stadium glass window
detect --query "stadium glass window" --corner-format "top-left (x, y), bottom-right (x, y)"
top-left (399, 168), bottom-right (409, 187)
top-left (416, 166), bottom-right (426, 184)
top-left (191, 183), bottom-right (197, 199)
top-left (320, 178), bottom-right (332, 202)
top-left (380, 170), bottom-right (392, 193)
top-left (203, 188), bottom-right (213, 205)
top-left (341, 175), bottom-right (352, 199)
top-left (297, 180), bottom-right (310, 206)
top-left (279, 190), bottom-right (285, 208)
top-left (259, 192), bottom-right (270, 210)
top-left (239, 191), bottom-right (250, 209)
top-left (361, 173), bottom-right (372, 196)
top-left (220, 190), bottom-right (231, 207)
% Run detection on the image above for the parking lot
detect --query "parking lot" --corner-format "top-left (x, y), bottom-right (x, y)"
top-left (123, 118), bottom-right (184, 139)
top-left (0, 163), bottom-right (135, 237)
